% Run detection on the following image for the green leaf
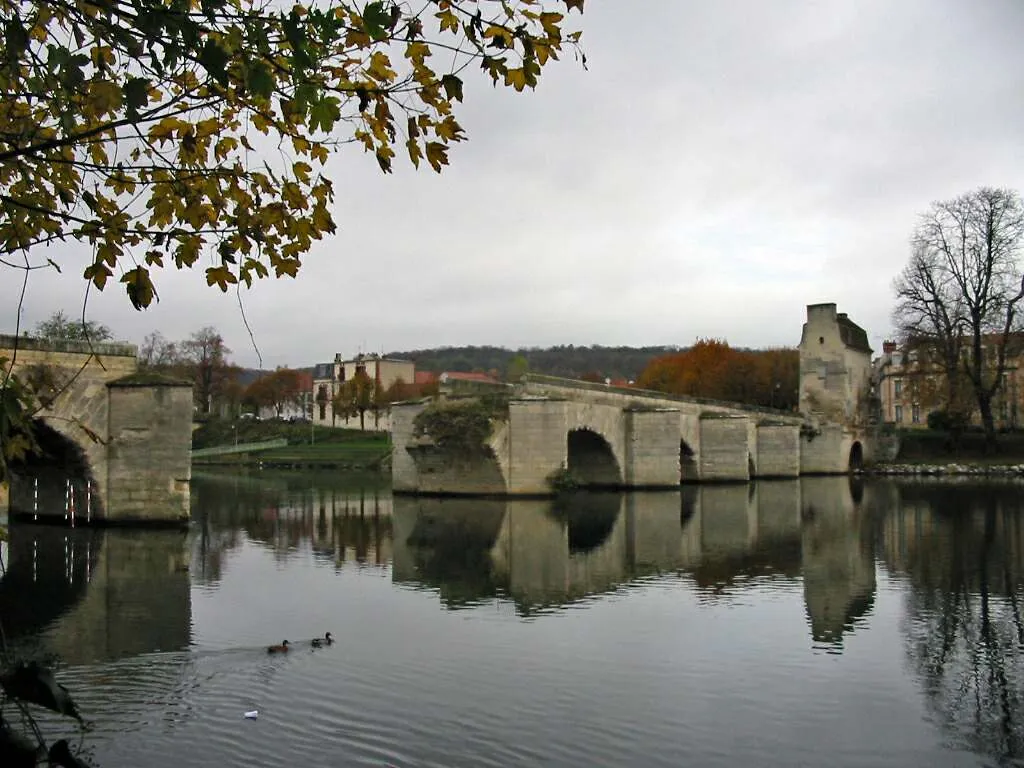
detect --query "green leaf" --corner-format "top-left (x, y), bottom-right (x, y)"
top-left (0, 662), bottom-right (82, 721)
top-left (309, 95), bottom-right (341, 132)
top-left (440, 74), bottom-right (464, 103)
top-left (199, 40), bottom-right (229, 85)
top-left (123, 77), bottom-right (150, 120)
top-left (121, 266), bottom-right (157, 310)
top-left (245, 60), bottom-right (274, 100)
top-left (363, 1), bottom-right (391, 41)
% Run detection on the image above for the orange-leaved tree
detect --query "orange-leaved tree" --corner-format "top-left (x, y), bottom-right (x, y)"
top-left (637, 339), bottom-right (799, 409)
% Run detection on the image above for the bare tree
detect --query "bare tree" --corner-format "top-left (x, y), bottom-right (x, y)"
top-left (137, 332), bottom-right (181, 369)
top-left (180, 327), bottom-right (238, 417)
top-left (893, 187), bottom-right (1024, 448)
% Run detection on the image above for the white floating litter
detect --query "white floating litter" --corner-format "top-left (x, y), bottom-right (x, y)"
top-left (244, 710), bottom-right (259, 719)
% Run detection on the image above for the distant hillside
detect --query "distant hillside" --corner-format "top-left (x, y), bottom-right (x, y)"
top-left (385, 345), bottom-right (679, 382)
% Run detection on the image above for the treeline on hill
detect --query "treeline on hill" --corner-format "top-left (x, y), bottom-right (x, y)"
top-left (389, 345), bottom-right (679, 382)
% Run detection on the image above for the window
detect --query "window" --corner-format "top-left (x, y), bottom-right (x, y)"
top-left (912, 404), bottom-right (920, 424)
top-left (894, 378), bottom-right (903, 396)
top-left (895, 405), bottom-right (903, 423)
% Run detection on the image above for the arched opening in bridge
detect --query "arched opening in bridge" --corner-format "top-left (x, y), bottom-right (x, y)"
top-left (8, 419), bottom-right (100, 521)
top-left (848, 441), bottom-right (864, 471)
top-left (567, 429), bottom-right (622, 488)
top-left (680, 440), bottom-right (697, 484)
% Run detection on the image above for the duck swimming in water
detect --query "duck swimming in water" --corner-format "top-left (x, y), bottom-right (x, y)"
top-left (311, 632), bottom-right (333, 648)
top-left (267, 640), bottom-right (290, 654)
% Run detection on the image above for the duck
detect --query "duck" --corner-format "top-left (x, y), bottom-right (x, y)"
top-left (267, 640), bottom-right (290, 654)
top-left (311, 632), bottom-right (333, 648)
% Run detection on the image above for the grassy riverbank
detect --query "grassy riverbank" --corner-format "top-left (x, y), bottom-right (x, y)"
top-left (192, 419), bottom-right (391, 470)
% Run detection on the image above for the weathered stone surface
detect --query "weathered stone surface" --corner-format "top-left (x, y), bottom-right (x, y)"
top-left (756, 423), bottom-right (801, 478)
top-left (699, 416), bottom-right (751, 482)
top-left (0, 336), bottom-right (193, 524)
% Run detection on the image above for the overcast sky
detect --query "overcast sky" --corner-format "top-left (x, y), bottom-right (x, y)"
top-left (3, 0), bottom-right (1023, 369)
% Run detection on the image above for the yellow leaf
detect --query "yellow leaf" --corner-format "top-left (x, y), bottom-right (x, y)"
top-left (436, 8), bottom-right (459, 33)
top-left (367, 52), bottom-right (397, 83)
top-left (406, 138), bottom-right (422, 168)
top-left (205, 265), bottom-right (237, 291)
top-left (424, 141), bottom-right (448, 173)
top-left (293, 161), bottom-right (312, 183)
top-left (504, 67), bottom-right (529, 92)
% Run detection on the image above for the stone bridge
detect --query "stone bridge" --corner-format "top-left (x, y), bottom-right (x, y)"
top-left (391, 375), bottom-right (864, 495)
top-left (0, 334), bottom-right (193, 524)
top-left (392, 303), bottom-right (879, 496)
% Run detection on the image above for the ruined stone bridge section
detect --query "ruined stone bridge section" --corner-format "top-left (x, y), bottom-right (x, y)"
top-left (391, 383), bottom-right (857, 496)
top-left (0, 334), bottom-right (193, 525)
top-left (392, 303), bottom-right (876, 496)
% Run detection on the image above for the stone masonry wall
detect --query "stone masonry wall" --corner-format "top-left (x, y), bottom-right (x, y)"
top-left (624, 409), bottom-right (681, 487)
top-left (390, 402), bottom-right (425, 491)
top-left (800, 423), bottom-right (847, 474)
top-left (755, 424), bottom-right (801, 478)
top-left (507, 400), bottom-right (568, 494)
top-left (106, 381), bottom-right (192, 523)
top-left (699, 416), bottom-right (751, 481)
top-left (1, 340), bottom-right (138, 509)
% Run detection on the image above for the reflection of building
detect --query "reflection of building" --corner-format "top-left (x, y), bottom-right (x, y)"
top-left (799, 478), bottom-right (876, 646)
top-left (312, 353), bottom-right (416, 429)
top-left (875, 337), bottom-right (1023, 429)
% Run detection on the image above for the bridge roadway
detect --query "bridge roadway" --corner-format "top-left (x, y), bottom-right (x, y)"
top-left (392, 373), bottom-right (864, 495)
top-left (0, 334), bottom-right (193, 525)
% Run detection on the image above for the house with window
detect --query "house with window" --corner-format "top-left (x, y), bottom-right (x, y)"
top-left (875, 336), bottom-right (1023, 429)
top-left (311, 353), bottom-right (416, 430)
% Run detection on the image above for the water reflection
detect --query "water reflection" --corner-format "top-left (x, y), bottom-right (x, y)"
top-left (391, 479), bottom-right (877, 646)
top-left (190, 470), bottom-right (393, 583)
top-left (6, 470), bottom-right (1023, 767)
top-left (881, 482), bottom-right (1024, 763)
top-left (0, 523), bottom-right (190, 665)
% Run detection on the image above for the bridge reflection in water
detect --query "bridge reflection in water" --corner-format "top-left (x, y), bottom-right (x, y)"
top-left (390, 478), bottom-right (878, 647)
top-left (0, 522), bottom-right (191, 665)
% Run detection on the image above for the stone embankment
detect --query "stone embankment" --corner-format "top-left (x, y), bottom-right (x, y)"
top-left (862, 463), bottom-right (1024, 477)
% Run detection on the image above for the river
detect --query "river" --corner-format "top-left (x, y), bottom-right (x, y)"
top-left (1, 471), bottom-right (1023, 767)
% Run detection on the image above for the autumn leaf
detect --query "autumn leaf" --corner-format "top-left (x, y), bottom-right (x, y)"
top-left (0, 0), bottom-right (586, 315)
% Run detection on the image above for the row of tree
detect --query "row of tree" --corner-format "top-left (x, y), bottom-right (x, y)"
top-left (635, 340), bottom-right (800, 410)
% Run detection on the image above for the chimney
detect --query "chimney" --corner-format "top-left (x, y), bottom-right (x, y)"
top-left (882, 340), bottom-right (897, 354)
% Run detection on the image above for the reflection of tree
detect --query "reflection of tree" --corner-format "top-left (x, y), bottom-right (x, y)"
top-left (896, 490), bottom-right (1024, 763)
top-left (190, 471), bottom-right (393, 581)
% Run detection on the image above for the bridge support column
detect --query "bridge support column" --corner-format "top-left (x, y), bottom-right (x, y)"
top-left (391, 402), bottom-right (426, 492)
top-left (623, 408), bottom-right (681, 487)
top-left (507, 399), bottom-right (567, 494)
top-left (800, 423), bottom-right (847, 474)
top-left (698, 415), bottom-right (751, 481)
top-left (105, 377), bottom-right (192, 524)
top-left (755, 423), bottom-right (801, 478)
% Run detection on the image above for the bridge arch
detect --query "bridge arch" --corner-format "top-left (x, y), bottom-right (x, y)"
top-left (567, 428), bottom-right (623, 488)
top-left (9, 419), bottom-right (103, 520)
top-left (848, 441), bottom-right (864, 471)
